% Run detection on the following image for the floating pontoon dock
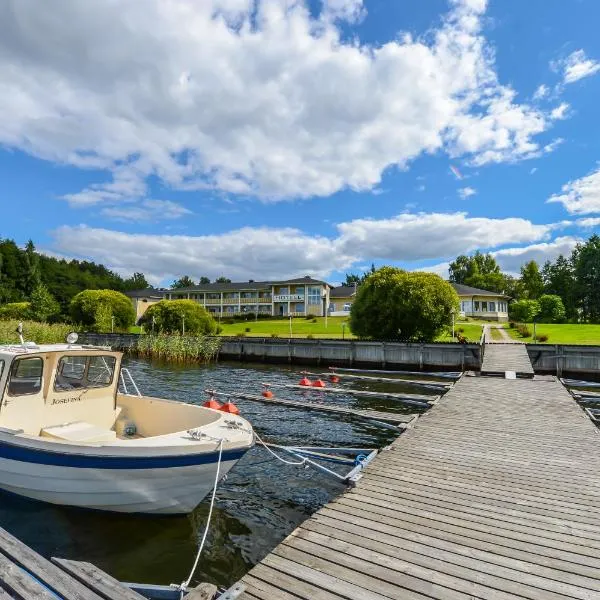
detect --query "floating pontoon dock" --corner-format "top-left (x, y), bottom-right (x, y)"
top-left (235, 343), bottom-right (600, 600)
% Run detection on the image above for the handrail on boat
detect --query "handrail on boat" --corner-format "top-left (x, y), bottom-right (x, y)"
top-left (119, 368), bottom-right (142, 397)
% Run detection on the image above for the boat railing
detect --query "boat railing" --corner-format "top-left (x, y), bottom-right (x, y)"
top-left (119, 368), bottom-right (142, 397)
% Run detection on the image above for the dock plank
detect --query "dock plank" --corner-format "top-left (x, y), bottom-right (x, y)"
top-left (0, 552), bottom-right (57, 600)
top-left (52, 558), bottom-right (146, 600)
top-left (239, 343), bottom-right (600, 599)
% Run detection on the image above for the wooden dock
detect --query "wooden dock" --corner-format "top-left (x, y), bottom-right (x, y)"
top-left (481, 343), bottom-right (534, 377)
top-left (0, 525), bottom-right (145, 599)
top-left (236, 344), bottom-right (600, 599)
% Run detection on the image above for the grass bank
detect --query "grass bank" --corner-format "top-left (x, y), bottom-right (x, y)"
top-left (133, 334), bottom-right (221, 362)
top-left (215, 316), bottom-right (482, 342)
top-left (505, 323), bottom-right (600, 345)
top-left (0, 320), bottom-right (71, 345)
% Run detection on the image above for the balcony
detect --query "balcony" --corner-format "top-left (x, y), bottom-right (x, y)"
top-left (204, 298), bottom-right (221, 304)
top-left (222, 297), bottom-right (240, 304)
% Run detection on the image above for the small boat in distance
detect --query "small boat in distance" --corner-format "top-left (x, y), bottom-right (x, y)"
top-left (0, 330), bottom-right (254, 514)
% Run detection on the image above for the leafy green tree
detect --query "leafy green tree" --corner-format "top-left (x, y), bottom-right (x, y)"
top-left (93, 303), bottom-right (114, 333)
top-left (344, 274), bottom-right (361, 286)
top-left (537, 294), bottom-right (566, 323)
top-left (520, 260), bottom-right (544, 299)
top-left (199, 276), bottom-right (211, 284)
top-left (509, 299), bottom-right (540, 322)
top-left (449, 251), bottom-right (505, 292)
top-left (572, 234), bottom-right (600, 323)
top-left (349, 267), bottom-right (459, 341)
top-left (171, 276), bottom-right (195, 289)
top-left (0, 302), bottom-right (31, 320)
top-left (123, 272), bottom-right (149, 291)
top-left (23, 240), bottom-right (41, 296)
top-left (29, 284), bottom-right (60, 322)
top-left (140, 300), bottom-right (217, 335)
top-left (70, 290), bottom-right (135, 330)
top-left (215, 276), bottom-right (232, 283)
top-left (542, 255), bottom-right (577, 321)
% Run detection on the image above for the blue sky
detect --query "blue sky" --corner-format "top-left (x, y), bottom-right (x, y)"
top-left (1, 0), bottom-right (599, 285)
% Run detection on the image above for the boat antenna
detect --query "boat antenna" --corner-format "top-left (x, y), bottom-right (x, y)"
top-left (15, 322), bottom-right (25, 346)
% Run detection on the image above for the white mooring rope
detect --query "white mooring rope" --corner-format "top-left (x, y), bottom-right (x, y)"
top-left (253, 430), bottom-right (307, 466)
top-left (179, 438), bottom-right (224, 596)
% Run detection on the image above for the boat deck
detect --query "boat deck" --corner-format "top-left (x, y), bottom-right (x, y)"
top-left (0, 525), bottom-right (144, 599)
top-left (237, 347), bottom-right (600, 599)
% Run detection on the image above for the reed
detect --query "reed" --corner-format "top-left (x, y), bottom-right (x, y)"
top-left (132, 334), bottom-right (221, 363)
top-left (0, 320), bottom-right (71, 345)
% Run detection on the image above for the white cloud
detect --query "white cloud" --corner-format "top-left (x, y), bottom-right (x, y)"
top-left (548, 165), bottom-right (600, 214)
top-left (52, 210), bottom-right (559, 282)
top-left (52, 225), bottom-right (353, 284)
top-left (492, 236), bottom-right (581, 274)
top-left (418, 262), bottom-right (450, 277)
top-left (458, 186), bottom-right (476, 199)
top-left (101, 200), bottom-right (192, 222)
top-left (576, 217), bottom-right (600, 228)
top-left (0, 0), bottom-right (556, 206)
top-left (533, 84), bottom-right (549, 101)
top-left (555, 50), bottom-right (600, 84)
top-left (335, 212), bottom-right (554, 261)
top-left (550, 102), bottom-right (569, 120)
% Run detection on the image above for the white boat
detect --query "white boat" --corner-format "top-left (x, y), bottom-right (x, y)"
top-left (0, 333), bottom-right (254, 514)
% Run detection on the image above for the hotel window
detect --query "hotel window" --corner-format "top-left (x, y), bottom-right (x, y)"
top-left (481, 302), bottom-right (488, 311)
top-left (307, 286), bottom-right (321, 305)
top-left (489, 302), bottom-right (496, 312)
top-left (278, 287), bottom-right (289, 295)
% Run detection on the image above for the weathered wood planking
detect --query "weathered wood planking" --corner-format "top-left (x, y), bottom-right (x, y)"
top-left (239, 345), bottom-right (600, 599)
top-left (481, 343), bottom-right (534, 377)
top-left (0, 525), bottom-right (145, 599)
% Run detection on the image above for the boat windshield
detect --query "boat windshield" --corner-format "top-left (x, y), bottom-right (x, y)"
top-left (54, 355), bottom-right (116, 391)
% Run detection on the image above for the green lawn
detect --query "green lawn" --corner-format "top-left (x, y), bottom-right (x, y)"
top-left (438, 323), bottom-right (482, 343)
top-left (505, 323), bottom-right (600, 345)
top-left (218, 316), bottom-right (354, 339)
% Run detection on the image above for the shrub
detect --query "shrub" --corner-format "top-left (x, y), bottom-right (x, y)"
top-left (238, 332), bottom-right (246, 337)
top-left (215, 325), bottom-right (223, 334)
top-left (270, 333), bottom-right (279, 338)
top-left (0, 302), bottom-right (31, 320)
top-left (140, 300), bottom-right (217, 335)
top-left (349, 267), bottom-right (459, 341)
top-left (509, 300), bottom-right (539, 323)
top-left (223, 318), bottom-right (235, 325)
top-left (537, 294), bottom-right (566, 323)
top-left (245, 327), bottom-right (251, 332)
top-left (29, 284), bottom-right (60, 322)
top-left (457, 327), bottom-right (464, 333)
top-left (311, 318), bottom-right (317, 323)
top-left (305, 315), bottom-right (314, 320)
top-left (509, 321), bottom-right (515, 328)
top-left (537, 334), bottom-right (549, 342)
top-left (70, 290), bottom-right (135, 332)
top-left (0, 319), bottom-right (71, 345)
top-left (516, 324), bottom-right (531, 338)
top-left (307, 334), bottom-right (314, 339)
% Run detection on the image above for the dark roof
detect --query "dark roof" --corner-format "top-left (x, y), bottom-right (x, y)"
top-left (330, 285), bottom-right (357, 298)
top-left (125, 276), bottom-right (328, 297)
top-left (450, 283), bottom-right (508, 298)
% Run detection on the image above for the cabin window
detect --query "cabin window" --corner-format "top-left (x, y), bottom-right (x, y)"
top-left (7, 357), bottom-right (43, 396)
top-left (54, 355), bottom-right (116, 391)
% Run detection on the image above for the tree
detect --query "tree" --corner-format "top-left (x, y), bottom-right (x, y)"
top-left (140, 300), bottom-right (217, 335)
top-left (0, 302), bottom-right (31, 320)
top-left (199, 276), bottom-right (211, 284)
top-left (343, 274), bottom-right (361, 286)
top-left (23, 240), bottom-right (41, 296)
top-left (171, 276), bottom-right (195, 289)
top-left (449, 251), bottom-right (505, 292)
top-left (537, 294), bottom-right (566, 323)
top-left (509, 299), bottom-right (540, 323)
top-left (542, 255), bottom-right (577, 320)
top-left (123, 272), bottom-right (149, 291)
top-left (70, 290), bottom-right (135, 330)
top-left (520, 260), bottom-right (544, 299)
top-left (349, 267), bottom-right (459, 341)
top-left (572, 234), bottom-right (600, 323)
top-left (29, 284), bottom-right (60, 322)
top-left (215, 276), bottom-right (232, 283)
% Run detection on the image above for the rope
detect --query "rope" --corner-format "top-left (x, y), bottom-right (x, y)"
top-left (253, 430), bottom-right (307, 466)
top-left (179, 438), bottom-right (224, 595)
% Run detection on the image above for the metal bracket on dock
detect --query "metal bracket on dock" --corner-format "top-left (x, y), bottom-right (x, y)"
top-left (344, 449), bottom-right (378, 486)
top-left (217, 582), bottom-right (246, 599)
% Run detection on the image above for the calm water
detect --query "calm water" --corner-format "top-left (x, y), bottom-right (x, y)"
top-left (0, 359), bottom-right (436, 589)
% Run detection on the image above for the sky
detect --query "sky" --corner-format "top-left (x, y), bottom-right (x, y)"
top-left (1, 0), bottom-right (600, 286)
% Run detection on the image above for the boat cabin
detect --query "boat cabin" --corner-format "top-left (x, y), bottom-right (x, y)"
top-left (0, 343), bottom-right (123, 440)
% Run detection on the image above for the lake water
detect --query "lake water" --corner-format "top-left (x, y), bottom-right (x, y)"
top-left (0, 359), bottom-right (436, 589)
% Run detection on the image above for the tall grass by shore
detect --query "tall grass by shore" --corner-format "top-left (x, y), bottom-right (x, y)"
top-left (133, 334), bottom-right (221, 363)
top-left (0, 320), bottom-right (71, 345)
